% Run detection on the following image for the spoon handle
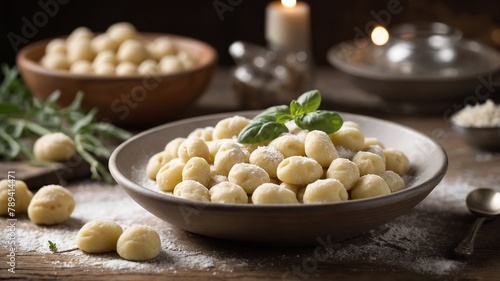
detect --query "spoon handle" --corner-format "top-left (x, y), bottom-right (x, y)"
top-left (454, 217), bottom-right (487, 257)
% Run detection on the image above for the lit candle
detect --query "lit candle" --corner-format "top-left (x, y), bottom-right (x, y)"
top-left (371, 26), bottom-right (390, 46)
top-left (265, 0), bottom-right (311, 53)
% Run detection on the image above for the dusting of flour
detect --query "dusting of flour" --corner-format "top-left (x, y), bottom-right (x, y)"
top-left (9, 172), bottom-right (496, 276)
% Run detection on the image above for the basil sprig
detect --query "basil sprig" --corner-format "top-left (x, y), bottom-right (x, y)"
top-left (237, 90), bottom-right (343, 144)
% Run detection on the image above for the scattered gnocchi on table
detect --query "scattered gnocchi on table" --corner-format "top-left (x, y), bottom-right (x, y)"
top-left (146, 115), bottom-right (411, 204)
top-left (27, 184), bottom-right (75, 225)
top-left (39, 22), bottom-right (197, 75)
top-left (0, 180), bottom-right (33, 215)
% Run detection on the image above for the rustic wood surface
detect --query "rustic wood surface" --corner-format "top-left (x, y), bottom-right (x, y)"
top-left (1, 68), bottom-right (499, 281)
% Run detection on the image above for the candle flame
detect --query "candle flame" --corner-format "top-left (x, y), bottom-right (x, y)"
top-left (281, 0), bottom-right (296, 8)
top-left (371, 26), bottom-right (390, 46)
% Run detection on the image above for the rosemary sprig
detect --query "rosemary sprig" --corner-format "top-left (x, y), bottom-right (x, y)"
top-left (0, 64), bottom-right (132, 183)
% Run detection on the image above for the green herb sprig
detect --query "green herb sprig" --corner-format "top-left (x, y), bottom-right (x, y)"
top-left (48, 240), bottom-right (58, 253)
top-left (237, 90), bottom-right (343, 144)
top-left (0, 65), bottom-right (132, 183)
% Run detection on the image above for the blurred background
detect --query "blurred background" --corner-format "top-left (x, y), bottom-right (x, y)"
top-left (2, 0), bottom-right (500, 67)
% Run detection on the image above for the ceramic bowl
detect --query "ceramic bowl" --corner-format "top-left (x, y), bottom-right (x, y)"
top-left (16, 33), bottom-right (217, 128)
top-left (109, 111), bottom-right (448, 246)
top-left (451, 121), bottom-right (500, 151)
top-left (327, 23), bottom-right (500, 107)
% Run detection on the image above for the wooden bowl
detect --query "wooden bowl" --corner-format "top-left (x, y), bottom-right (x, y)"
top-left (109, 111), bottom-right (448, 246)
top-left (16, 33), bottom-right (217, 128)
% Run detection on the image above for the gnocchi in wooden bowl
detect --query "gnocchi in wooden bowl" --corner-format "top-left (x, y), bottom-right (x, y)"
top-left (16, 27), bottom-right (217, 128)
top-left (109, 111), bottom-right (447, 246)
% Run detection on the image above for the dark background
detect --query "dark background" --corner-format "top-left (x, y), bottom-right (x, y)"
top-left (2, 0), bottom-right (500, 68)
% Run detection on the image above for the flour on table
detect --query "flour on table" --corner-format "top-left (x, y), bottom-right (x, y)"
top-left (10, 171), bottom-right (497, 276)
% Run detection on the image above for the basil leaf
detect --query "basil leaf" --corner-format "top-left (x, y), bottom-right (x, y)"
top-left (254, 105), bottom-right (290, 120)
top-left (296, 90), bottom-right (321, 113)
top-left (237, 120), bottom-right (288, 144)
top-left (296, 110), bottom-right (343, 134)
top-left (276, 113), bottom-right (294, 124)
top-left (290, 100), bottom-right (304, 116)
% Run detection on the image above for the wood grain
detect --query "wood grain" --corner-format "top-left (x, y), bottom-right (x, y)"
top-left (0, 159), bottom-right (89, 190)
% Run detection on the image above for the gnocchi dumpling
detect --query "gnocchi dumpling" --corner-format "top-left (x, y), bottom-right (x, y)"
top-left (45, 38), bottom-right (66, 54)
top-left (93, 62), bottom-right (115, 75)
top-left (164, 137), bottom-right (185, 159)
top-left (384, 148), bottom-right (410, 176)
top-left (352, 151), bottom-right (385, 176)
top-left (106, 22), bottom-right (138, 45)
top-left (326, 158), bottom-right (360, 190)
top-left (173, 180), bottom-right (210, 202)
top-left (182, 157), bottom-right (211, 187)
top-left (228, 163), bottom-right (270, 194)
top-left (40, 53), bottom-right (70, 70)
top-left (251, 183), bottom-right (298, 204)
top-left (148, 36), bottom-right (177, 61)
top-left (305, 130), bottom-right (339, 167)
top-left (212, 116), bottom-right (251, 140)
top-left (33, 132), bottom-right (77, 162)
top-left (67, 38), bottom-right (95, 63)
top-left (329, 125), bottom-right (365, 152)
top-left (67, 26), bottom-right (93, 43)
top-left (249, 146), bottom-right (284, 178)
top-left (188, 127), bottom-right (214, 142)
top-left (115, 61), bottom-right (138, 76)
top-left (70, 60), bottom-right (93, 74)
top-left (177, 136), bottom-right (209, 163)
top-left (213, 142), bottom-right (250, 176)
top-left (116, 225), bottom-right (161, 261)
top-left (363, 137), bottom-right (385, 149)
top-left (209, 182), bottom-right (248, 204)
top-left (277, 156), bottom-right (323, 185)
top-left (156, 158), bottom-right (185, 192)
top-left (159, 55), bottom-right (184, 73)
top-left (91, 34), bottom-right (118, 53)
top-left (351, 174), bottom-right (391, 200)
top-left (138, 59), bottom-right (158, 75)
top-left (380, 170), bottom-right (405, 192)
top-left (76, 219), bottom-right (123, 253)
top-left (303, 179), bottom-right (348, 204)
top-left (0, 180), bottom-right (33, 215)
top-left (117, 39), bottom-right (148, 65)
top-left (27, 185), bottom-right (75, 225)
top-left (269, 134), bottom-right (305, 158)
top-left (146, 151), bottom-right (173, 180)
top-left (93, 50), bottom-right (117, 66)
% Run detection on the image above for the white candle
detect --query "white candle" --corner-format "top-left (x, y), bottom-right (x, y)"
top-left (265, 0), bottom-right (311, 53)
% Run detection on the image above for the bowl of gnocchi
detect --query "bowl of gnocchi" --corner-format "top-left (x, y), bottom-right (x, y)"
top-left (109, 111), bottom-right (447, 246)
top-left (16, 22), bottom-right (217, 128)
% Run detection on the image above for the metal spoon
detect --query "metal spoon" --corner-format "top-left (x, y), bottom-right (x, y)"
top-left (454, 188), bottom-right (500, 257)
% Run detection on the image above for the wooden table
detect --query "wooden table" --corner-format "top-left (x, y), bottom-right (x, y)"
top-left (1, 68), bottom-right (499, 281)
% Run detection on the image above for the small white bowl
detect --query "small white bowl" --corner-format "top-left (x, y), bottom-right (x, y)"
top-left (451, 120), bottom-right (500, 151)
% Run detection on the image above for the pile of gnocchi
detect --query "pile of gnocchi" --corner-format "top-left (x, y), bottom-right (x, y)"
top-left (40, 22), bottom-right (197, 75)
top-left (146, 115), bottom-right (411, 204)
